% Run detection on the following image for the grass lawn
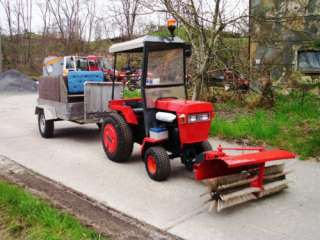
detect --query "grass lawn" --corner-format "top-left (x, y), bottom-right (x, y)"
top-left (0, 180), bottom-right (106, 240)
top-left (123, 86), bottom-right (319, 159)
top-left (211, 93), bottom-right (320, 159)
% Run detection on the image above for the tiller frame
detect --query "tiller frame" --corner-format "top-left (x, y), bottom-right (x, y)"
top-left (194, 145), bottom-right (295, 211)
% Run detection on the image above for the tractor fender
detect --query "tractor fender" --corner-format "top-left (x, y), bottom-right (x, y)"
top-left (141, 137), bottom-right (166, 158)
top-left (109, 105), bottom-right (138, 125)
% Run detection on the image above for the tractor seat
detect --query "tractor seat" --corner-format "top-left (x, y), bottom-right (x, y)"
top-left (125, 101), bottom-right (143, 108)
top-left (133, 108), bottom-right (144, 113)
top-left (125, 101), bottom-right (144, 113)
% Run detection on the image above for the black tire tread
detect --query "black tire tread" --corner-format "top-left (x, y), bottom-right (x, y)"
top-left (198, 141), bottom-right (212, 153)
top-left (144, 146), bottom-right (171, 181)
top-left (38, 111), bottom-right (54, 138)
top-left (101, 112), bottom-right (133, 162)
top-left (184, 141), bottom-right (212, 170)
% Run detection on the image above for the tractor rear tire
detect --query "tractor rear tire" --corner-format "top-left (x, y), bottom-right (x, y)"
top-left (38, 111), bottom-right (54, 138)
top-left (144, 146), bottom-right (171, 181)
top-left (101, 113), bottom-right (133, 163)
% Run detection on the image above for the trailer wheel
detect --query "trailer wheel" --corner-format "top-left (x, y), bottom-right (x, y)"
top-left (38, 111), bottom-right (54, 138)
top-left (101, 113), bottom-right (133, 162)
top-left (144, 146), bottom-right (171, 181)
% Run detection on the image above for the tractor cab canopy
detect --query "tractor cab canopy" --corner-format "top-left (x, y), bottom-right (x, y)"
top-left (109, 35), bottom-right (191, 108)
top-left (109, 35), bottom-right (190, 53)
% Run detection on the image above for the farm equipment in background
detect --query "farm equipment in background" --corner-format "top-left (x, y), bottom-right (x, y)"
top-left (43, 56), bottom-right (78, 77)
top-left (100, 19), bottom-right (295, 211)
top-left (118, 67), bottom-right (142, 90)
top-left (43, 55), bottom-right (115, 80)
top-left (87, 55), bottom-right (118, 81)
top-left (87, 55), bottom-right (101, 71)
top-left (208, 68), bottom-right (250, 93)
top-left (43, 55), bottom-right (101, 77)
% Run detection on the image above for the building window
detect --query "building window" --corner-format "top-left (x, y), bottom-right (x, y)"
top-left (298, 51), bottom-right (320, 73)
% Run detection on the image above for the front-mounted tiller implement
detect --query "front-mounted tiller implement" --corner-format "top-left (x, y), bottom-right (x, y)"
top-left (194, 146), bottom-right (295, 212)
top-left (103, 28), bottom-right (296, 212)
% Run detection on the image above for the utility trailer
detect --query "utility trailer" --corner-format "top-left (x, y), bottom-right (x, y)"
top-left (35, 73), bottom-right (122, 137)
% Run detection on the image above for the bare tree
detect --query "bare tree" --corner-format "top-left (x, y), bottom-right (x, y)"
top-left (109, 0), bottom-right (142, 39)
top-left (86, 0), bottom-right (97, 43)
top-left (0, 0), bottom-right (33, 66)
top-left (0, 0), bottom-right (14, 39)
top-left (37, 0), bottom-right (51, 38)
top-left (12, 0), bottom-right (33, 64)
top-left (0, 0), bottom-right (112, 73)
top-left (46, 0), bottom-right (91, 52)
top-left (144, 0), bottom-right (248, 100)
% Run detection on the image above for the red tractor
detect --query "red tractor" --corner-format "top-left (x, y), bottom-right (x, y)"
top-left (87, 55), bottom-right (101, 71)
top-left (101, 21), bottom-right (295, 211)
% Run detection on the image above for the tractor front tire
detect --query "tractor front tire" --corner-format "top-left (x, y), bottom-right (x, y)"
top-left (101, 113), bottom-right (133, 163)
top-left (144, 146), bottom-right (171, 181)
top-left (184, 141), bottom-right (213, 171)
top-left (38, 111), bottom-right (54, 138)
top-left (197, 141), bottom-right (212, 153)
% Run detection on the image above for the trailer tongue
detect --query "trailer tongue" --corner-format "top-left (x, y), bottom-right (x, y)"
top-left (194, 146), bottom-right (295, 211)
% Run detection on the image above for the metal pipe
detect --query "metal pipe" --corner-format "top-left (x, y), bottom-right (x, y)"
top-left (248, 0), bottom-right (252, 79)
top-left (217, 145), bottom-right (265, 152)
top-left (112, 54), bottom-right (117, 100)
top-left (0, 27), bottom-right (3, 73)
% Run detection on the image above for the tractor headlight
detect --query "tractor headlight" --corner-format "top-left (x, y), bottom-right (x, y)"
top-left (188, 113), bottom-right (210, 123)
top-left (199, 113), bottom-right (210, 121)
top-left (189, 115), bottom-right (197, 123)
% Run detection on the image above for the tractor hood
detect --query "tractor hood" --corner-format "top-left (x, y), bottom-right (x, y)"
top-left (155, 99), bottom-right (213, 114)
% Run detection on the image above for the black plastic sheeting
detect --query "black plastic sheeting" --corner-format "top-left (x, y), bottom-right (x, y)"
top-left (298, 51), bottom-right (320, 72)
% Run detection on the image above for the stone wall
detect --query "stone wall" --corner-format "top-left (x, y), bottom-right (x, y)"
top-left (250, 0), bottom-right (320, 86)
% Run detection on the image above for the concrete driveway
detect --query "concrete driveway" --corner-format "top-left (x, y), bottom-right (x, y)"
top-left (0, 93), bottom-right (319, 240)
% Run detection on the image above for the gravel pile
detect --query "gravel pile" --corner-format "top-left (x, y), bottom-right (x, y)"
top-left (0, 70), bottom-right (37, 93)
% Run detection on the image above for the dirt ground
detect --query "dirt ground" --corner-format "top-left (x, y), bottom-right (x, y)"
top-left (0, 155), bottom-right (180, 240)
top-left (0, 210), bottom-right (21, 240)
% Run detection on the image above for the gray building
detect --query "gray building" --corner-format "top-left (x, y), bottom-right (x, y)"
top-left (250, 0), bottom-right (320, 84)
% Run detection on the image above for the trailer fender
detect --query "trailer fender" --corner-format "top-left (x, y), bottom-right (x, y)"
top-left (35, 106), bottom-right (58, 120)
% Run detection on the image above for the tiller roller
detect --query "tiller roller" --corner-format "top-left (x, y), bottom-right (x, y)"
top-left (194, 145), bottom-right (295, 211)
